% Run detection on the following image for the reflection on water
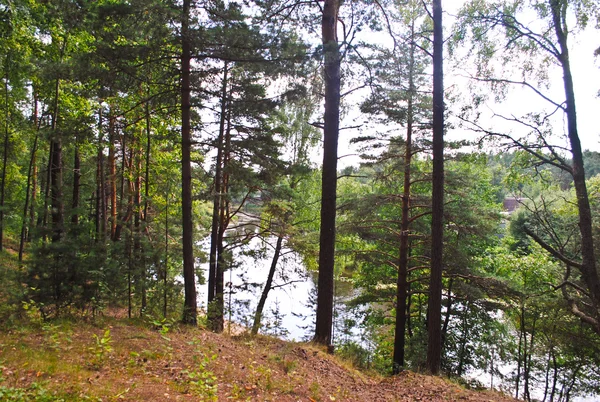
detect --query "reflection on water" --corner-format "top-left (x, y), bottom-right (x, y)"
top-left (195, 236), bottom-right (316, 340)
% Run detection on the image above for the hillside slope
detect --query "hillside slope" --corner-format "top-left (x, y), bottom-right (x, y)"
top-left (0, 318), bottom-right (515, 401)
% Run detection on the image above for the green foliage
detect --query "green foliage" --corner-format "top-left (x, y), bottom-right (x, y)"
top-left (1, 0), bottom-right (599, 398)
top-left (41, 322), bottom-right (72, 351)
top-left (183, 353), bottom-right (218, 401)
top-left (0, 250), bottom-right (28, 325)
top-left (476, 236), bottom-right (600, 397)
top-left (146, 315), bottom-right (178, 341)
top-left (309, 381), bottom-right (320, 401)
top-left (441, 299), bottom-right (514, 377)
top-left (25, 238), bottom-right (108, 317)
top-left (341, 153), bottom-right (505, 374)
top-left (248, 362), bottom-right (274, 391)
top-left (336, 341), bottom-right (372, 370)
top-left (0, 380), bottom-right (97, 402)
top-left (88, 329), bottom-right (112, 369)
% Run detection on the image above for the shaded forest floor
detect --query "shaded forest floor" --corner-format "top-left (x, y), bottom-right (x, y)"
top-left (0, 316), bottom-right (518, 401)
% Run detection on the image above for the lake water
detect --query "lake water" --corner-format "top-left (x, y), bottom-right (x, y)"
top-left (195, 236), bottom-right (316, 340)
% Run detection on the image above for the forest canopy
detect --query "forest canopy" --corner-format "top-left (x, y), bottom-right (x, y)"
top-left (0, 0), bottom-right (599, 400)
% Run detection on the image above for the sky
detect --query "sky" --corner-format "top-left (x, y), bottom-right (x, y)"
top-left (445, 0), bottom-right (600, 154)
top-left (556, 26), bottom-right (600, 151)
top-left (331, 0), bottom-right (600, 169)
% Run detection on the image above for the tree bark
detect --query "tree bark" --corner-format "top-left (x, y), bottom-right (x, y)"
top-left (181, 0), bottom-right (197, 325)
top-left (19, 134), bottom-right (38, 261)
top-left (28, 155), bottom-right (37, 242)
top-left (550, 352), bottom-right (558, 401)
top-left (39, 140), bottom-right (52, 234)
top-left (456, 301), bottom-right (470, 377)
top-left (164, 185), bottom-right (169, 318)
top-left (127, 214), bottom-right (133, 319)
top-left (549, 0), bottom-right (600, 325)
top-left (441, 278), bottom-right (453, 348)
top-left (142, 103), bottom-right (151, 314)
top-left (214, 210), bottom-right (226, 333)
top-left (144, 101), bottom-right (151, 223)
top-left (20, 91), bottom-right (39, 257)
top-left (516, 302), bottom-right (525, 399)
top-left (213, 108), bottom-right (232, 333)
top-left (314, 0), bottom-right (341, 348)
top-left (524, 316), bottom-right (537, 402)
top-left (27, 93), bottom-right (40, 243)
top-left (252, 235), bottom-right (284, 335)
top-left (49, 138), bottom-right (63, 244)
top-left (71, 143), bottom-right (80, 225)
top-left (50, 72), bottom-right (63, 244)
top-left (208, 62), bottom-right (228, 330)
top-left (426, 0), bottom-right (444, 375)
top-left (393, 29), bottom-right (417, 374)
top-left (0, 55), bottom-right (10, 251)
top-left (407, 280), bottom-right (413, 337)
top-left (96, 107), bottom-right (106, 241)
top-left (542, 347), bottom-right (551, 402)
top-left (135, 146), bottom-right (144, 314)
top-left (108, 109), bottom-right (117, 240)
top-left (113, 134), bottom-right (132, 242)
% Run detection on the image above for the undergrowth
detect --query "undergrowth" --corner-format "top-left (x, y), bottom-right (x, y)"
top-left (0, 380), bottom-right (98, 402)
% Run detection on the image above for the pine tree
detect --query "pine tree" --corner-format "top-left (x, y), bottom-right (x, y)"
top-left (426, 0), bottom-right (445, 375)
top-left (314, 0), bottom-right (341, 349)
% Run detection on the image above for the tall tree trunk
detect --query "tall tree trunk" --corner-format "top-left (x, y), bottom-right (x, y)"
top-left (0, 55), bottom-right (10, 251)
top-left (524, 317), bottom-right (537, 402)
top-left (50, 138), bottom-right (63, 244)
top-left (426, 0), bottom-right (445, 375)
top-left (135, 146), bottom-right (144, 314)
top-left (124, 148), bottom-right (136, 316)
top-left (48, 69), bottom-right (63, 314)
top-left (456, 301), bottom-right (470, 376)
top-left (252, 235), bottom-right (284, 335)
top-left (144, 101), bottom-right (151, 223)
top-left (113, 133), bottom-right (130, 241)
top-left (550, 352), bottom-right (558, 401)
top-left (19, 134), bottom-right (38, 261)
top-left (208, 62), bottom-right (228, 330)
top-left (441, 278), bottom-right (453, 348)
top-left (314, 0), bottom-right (341, 348)
top-left (143, 102), bottom-right (151, 314)
top-left (127, 216), bottom-right (133, 319)
top-left (164, 186), bottom-right (169, 318)
top-left (407, 279), bottom-right (413, 337)
top-left (39, 143), bottom-right (52, 233)
top-left (564, 366), bottom-right (580, 402)
top-left (50, 73), bottom-right (63, 244)
top-left (28, 158), bottom-right (37, 242)
top-left (20, 91), bottom-right (39, 257)
top-left (108, 110), bottom-right (117, 240)
top-left (181, 0), bottom-right (197, 325)
top-left (214, 209), bottom-right (226, 333)
top-left (213, 110), bottom-right (232, 333)
top-left (490, 347), bottom-right (495, 391)
top-left (393, 29), bottom-right (417, 373)
top-left (95, 161), bottom-right (101, 237)
top-left (71, 142), bottom-right (80, 225)
top-left (550, 0), bottom-right (600, 327)
top-left (516, 302), bottom-right (526, 399)
top-left (95, 107), bottom-right (105, 241)
top-left (542, 344), bottom-right (553, 402)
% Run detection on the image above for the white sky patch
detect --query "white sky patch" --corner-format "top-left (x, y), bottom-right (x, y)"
top-left (326, 0), bottom-right (600, 169)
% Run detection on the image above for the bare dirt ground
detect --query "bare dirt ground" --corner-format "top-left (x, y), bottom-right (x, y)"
top-left (0, 318), bottom-right (516, 401)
